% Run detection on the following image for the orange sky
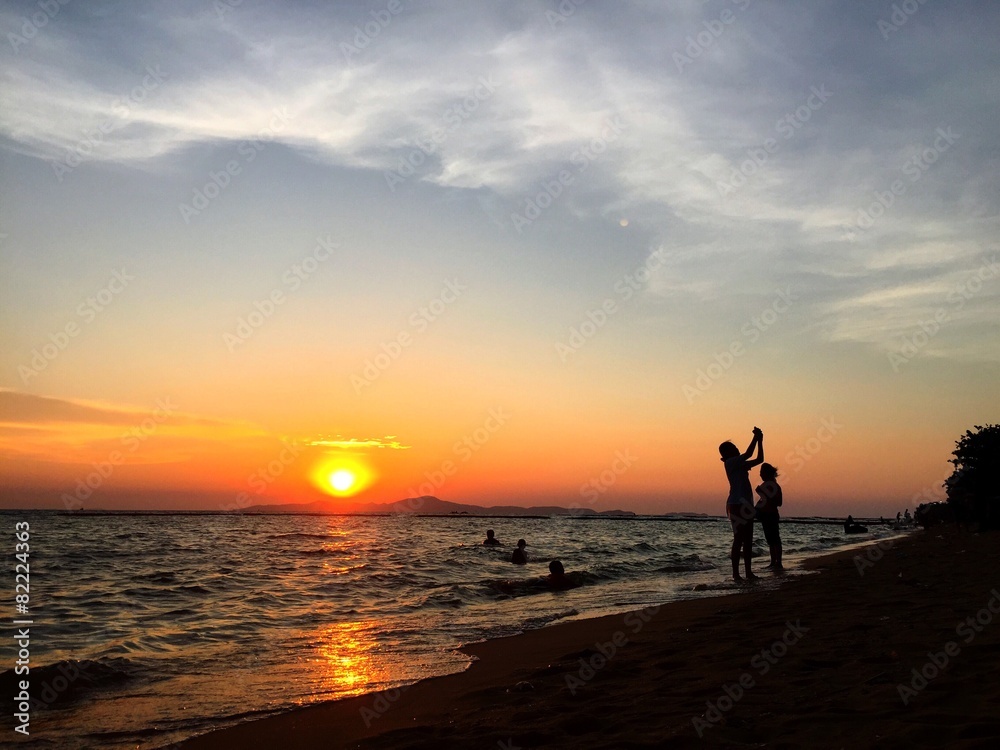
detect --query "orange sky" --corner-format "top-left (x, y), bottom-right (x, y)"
top-left (0, 387), bottom-right (968, 516)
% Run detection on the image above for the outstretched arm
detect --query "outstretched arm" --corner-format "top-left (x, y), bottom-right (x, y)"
top-left (744, 427), bottom-right (764, 467)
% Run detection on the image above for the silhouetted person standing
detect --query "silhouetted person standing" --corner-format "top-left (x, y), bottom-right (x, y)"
top-left (720, 426), bottom-right (764, 582)
top-left (755, 462), bottom-right (783, 571)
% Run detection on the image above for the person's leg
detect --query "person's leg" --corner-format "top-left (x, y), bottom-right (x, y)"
top-left (775, 522), bottom-right (783, 568)
top-left (762, 516), bottom-right (778, 567)
top-left (742, 520), bottom-right (755, 578)
top-left (730, 523), bottom-right (742, 580)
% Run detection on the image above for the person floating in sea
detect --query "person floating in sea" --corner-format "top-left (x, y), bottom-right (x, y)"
top-left (754, 462), bottom-right (783, 571)
top-left (511, 539), bottom-right (528, 564)
top-left (483, 529), bottom-right (501, 546)
top-left (720, 426), bottom-right (764, 583)
top-left (545, 560), bottom-right (577, 590)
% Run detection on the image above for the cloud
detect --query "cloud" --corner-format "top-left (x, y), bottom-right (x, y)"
top-left (1, 0), bottom-right (998, 361)
top-left (306, 436), bottom-right (410, 450)
top-left (0, 389), bottom-right (267, 464)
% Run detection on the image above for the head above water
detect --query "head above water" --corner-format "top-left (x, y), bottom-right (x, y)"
top-left (517, 539), bottom-right (526, 548)
top-left (549, 559), bottom-right (565, 575)
top-left (719, 440), bottom-right (739, 460)
top-left (760, 462), bottom-right (779, 481)
top-left (485, 529), bottom-right (495, 539)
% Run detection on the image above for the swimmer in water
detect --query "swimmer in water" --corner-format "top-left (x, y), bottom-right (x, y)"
top-left (546, 559), bottom-right (577, 590)
top-left (511, 539), bottom-right (527, 564)
top-left (483, 529), bottom-right (501, 546)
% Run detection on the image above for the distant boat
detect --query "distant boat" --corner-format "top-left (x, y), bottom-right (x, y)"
top-left (843, 515), bottom-right (868, 533)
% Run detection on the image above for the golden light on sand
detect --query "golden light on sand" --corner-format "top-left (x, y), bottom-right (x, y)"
top-left (310, 456), bottom-right (374, 497)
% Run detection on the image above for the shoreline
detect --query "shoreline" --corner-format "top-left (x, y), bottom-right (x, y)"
top-left (172, 526), bottom-right (1000, 749)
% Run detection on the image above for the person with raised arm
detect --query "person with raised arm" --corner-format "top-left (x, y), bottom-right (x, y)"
top-left (719, 426), bottom-right (764, 582)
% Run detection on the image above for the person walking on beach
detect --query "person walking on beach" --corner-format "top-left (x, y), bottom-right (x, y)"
top-left (755, 462), bottom-right (783, 571)
top-left (720, 426), bottom-right (764, 582)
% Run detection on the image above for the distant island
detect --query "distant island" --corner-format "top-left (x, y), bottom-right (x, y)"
top-left (238, 495), bottom-right (638, 517)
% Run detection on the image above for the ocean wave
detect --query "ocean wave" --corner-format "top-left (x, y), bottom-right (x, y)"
top-left (657, 562), bottom-right (716, 573)
top-left (270, 532), bottom-right (346, 541)
top-left (1, 657), bottom-right (145, 708)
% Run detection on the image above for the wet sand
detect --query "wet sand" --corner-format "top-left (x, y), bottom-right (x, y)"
top-left (175, 526), bottom-right (1000, 749)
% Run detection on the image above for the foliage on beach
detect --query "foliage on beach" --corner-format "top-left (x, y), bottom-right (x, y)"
top-left (946, 424), bottom-right (1000, 529)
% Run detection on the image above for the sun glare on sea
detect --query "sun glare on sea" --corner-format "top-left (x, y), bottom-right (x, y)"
top-left (310, 457), bottom-right (374, 497)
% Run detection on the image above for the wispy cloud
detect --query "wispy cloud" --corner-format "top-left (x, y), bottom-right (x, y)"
top-left (306, 436), bottom-right (410, 450)
top-left (1, 0), bottom-right (998, 362)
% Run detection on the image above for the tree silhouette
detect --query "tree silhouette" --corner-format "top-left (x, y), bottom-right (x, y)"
top-left (946, 424), bottom-right (1000, 529)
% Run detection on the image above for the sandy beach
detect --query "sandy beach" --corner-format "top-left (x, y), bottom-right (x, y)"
top-left (173, 526), bottom-right (1000, 749)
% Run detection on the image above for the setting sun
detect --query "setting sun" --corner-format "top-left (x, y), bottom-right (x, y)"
top-left (310, 456), bottom-right (374, 498)
top-left (329, 470), bottom-right (355, 492)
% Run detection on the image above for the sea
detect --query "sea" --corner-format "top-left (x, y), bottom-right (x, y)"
top-left (0, 511), bottom-right (905, 748)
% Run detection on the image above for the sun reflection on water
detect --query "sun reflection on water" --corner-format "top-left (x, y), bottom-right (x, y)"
top-left (309, 621), bottom-right (391, 697)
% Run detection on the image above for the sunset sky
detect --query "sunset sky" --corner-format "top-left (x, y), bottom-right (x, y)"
top-left (1, 1), bottom-right (998, 516)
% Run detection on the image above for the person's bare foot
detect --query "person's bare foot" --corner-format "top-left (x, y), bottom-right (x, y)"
top-left (745, 572), bottom-right (759, 581)
top-left (733, 574), bottom-right (744, 583)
